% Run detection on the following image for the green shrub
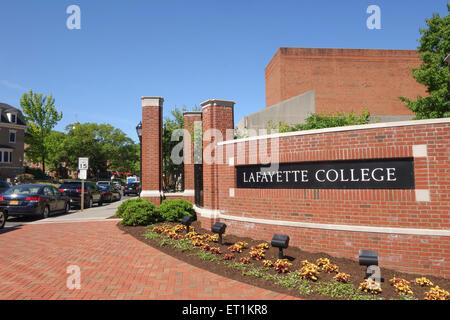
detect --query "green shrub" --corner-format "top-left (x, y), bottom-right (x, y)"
top-left (115, 198), bottom-right (147, 218)
top-left (269, 109), bottom-right (371, 133)
top-left (158, 199), bottom-right (195, 222)
top-left (120, 200), bottom-right (161, 226)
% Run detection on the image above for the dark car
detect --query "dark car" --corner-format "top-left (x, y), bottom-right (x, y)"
top-left (0, 181), bottom-right (10, 194)
top-left (58, 181), bottom-right (103, 208)
top-left (0, 184), bottom-right (70, 219)
top-left (123, 182), bottom-right (140, 196)
top-left (98, 185), bottom-right (121, 202)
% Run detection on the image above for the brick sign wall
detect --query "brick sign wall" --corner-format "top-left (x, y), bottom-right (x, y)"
top-left (207, 118), bottom-right (450, 278)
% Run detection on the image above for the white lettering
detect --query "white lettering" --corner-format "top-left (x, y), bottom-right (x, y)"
top-left (361, 168), bottom-right (370, 182)
top-left (386, 168), bottom-right (397, 181)
top-left (316, 170), bottom-right (326, 182)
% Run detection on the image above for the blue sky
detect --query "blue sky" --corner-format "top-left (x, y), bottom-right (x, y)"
top-left (0, 0), bottom-right (448, 142)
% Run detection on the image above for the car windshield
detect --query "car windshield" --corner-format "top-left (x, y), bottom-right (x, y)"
top-left (98, 185), bottom-right (110, 190)
top-left (4, 185), bottom-right (41, 195)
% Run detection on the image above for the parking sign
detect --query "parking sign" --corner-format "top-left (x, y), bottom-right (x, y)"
top-left (78, 158), bottom-right (89, 170)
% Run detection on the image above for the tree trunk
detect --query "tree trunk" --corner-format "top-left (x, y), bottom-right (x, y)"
top-left (42, 154), bottom-right (45, 176)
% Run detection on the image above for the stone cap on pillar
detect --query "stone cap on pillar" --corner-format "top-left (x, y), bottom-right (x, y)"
top-left (200, 99), bottom-right (235, 109)
top-left (141, 96), bottom-right (164, 107)
top-left (183, 111), bottom-right (203, 117)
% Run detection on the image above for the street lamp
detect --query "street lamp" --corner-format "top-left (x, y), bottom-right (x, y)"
top-left (136, 121), bottom-right (143, 197)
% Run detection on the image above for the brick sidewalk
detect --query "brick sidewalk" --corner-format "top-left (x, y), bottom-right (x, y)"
top-left (0, 221), bottom-right (296, 300)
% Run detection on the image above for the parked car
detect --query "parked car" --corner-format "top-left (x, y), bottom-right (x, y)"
top-left (0, 184), bottom-right (70, 219)
top-left (112, 181), bottom-right (122, 190)
top-left (58, 181), bottom-right (103, 208)
top-left (98, 184), bottom-right (121, 202)
top-left (96, 181), bottom-right (111, 187)
top-left (0, 181), bottom-right (11, 194)
top-left (123, 182), bottom-right (140, 196)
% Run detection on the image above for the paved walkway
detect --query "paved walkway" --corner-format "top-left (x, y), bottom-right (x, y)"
top-left (0, 220), bottom-right (295, 300)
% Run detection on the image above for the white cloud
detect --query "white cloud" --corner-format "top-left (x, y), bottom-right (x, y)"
top-left (0, 80), bottom-right (26, 91)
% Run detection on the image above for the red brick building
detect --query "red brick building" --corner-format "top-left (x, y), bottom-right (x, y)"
top-left (265, 48), bottom-right (426, 118)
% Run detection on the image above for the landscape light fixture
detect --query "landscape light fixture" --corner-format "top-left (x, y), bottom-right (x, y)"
top-left (181, 215), bottom-right (196, 233)
top-left (359, 250), bottom-right (379, 278)
top-left (271, 234), bottom-right (290, 259)
top-left (211, 222), bottom-right (227, 245)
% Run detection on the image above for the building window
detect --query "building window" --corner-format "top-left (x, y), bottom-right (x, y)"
top-left (7, 113), bottom-right (17, 124)
top-left (9, 130), bottom-right (16, 143)
top-left (0, 150), bottom-right (12, 163)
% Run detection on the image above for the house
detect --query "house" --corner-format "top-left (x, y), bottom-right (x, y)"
top-left (0, 103), bottom-right (27, 180)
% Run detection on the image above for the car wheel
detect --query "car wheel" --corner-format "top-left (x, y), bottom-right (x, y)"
top-left (88, 198), bottom-right (93, 208)
top-left (98, 199), bottom-right (103, 207)
top-left (0, 210), bottom-right (6, 229)
top-left (41, 206), bottom-right (50, 219)
top-left (64, 202), bottom-right (70, 214)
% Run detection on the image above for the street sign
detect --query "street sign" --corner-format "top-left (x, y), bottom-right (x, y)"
top-left (79, 169), bottom-right (87, 180)
top-left (78, 157), bottom-right (89, 170)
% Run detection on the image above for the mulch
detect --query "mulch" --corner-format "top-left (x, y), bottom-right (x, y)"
top-left (117, 221), bottom-right (450, 300)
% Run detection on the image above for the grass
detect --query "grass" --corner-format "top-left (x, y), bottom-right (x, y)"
top-left (172, 239), bottom-right (195, 252)
top-left (196, 251), bottom-right (221, 262)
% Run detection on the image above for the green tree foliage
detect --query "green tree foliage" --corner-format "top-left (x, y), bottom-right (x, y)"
top-left (269, 109), bottom-right (371, 133)
top-left (44, 131), bottom-right (66, 175)
top-left (400, 4), bottom-right (450, 119)
top-left (62, 123), bottom-right (139, 178)
top-left (20, 90), bottom-right (63, 173)
top-left (162, 106), bottom-right (185, 191)
top-left (162, 105), bottom-right (200, 191)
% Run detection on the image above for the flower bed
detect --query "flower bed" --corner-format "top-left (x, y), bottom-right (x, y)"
top-left (118, 221), bottom-right (450, 300)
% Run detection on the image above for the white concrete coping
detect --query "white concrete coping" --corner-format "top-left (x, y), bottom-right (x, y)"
top-left (140, 190), bottom-right (163, 197)
top-left (193, 206), bottom-right (450, 237)
top-left (164, 190), bottom-right (195, 197)
top-left (193, 205), bottom-right (221, 219)
top-left (201, 99), bottom-right (235, 109)
top-left (141, 97), bottom-right (164, 107)
top-left (183, 111), bottom-right (202, 116)
top-left (218, 117), bottom-right (450, 146)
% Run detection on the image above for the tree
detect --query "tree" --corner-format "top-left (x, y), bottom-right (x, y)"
top-left (20, 90), bottom-right (63, 173)
top-left (162, 106), bottom-right (186, 191)
top-left (44, 131), bottom-right (66, 177)
top-left (400, 4), bottom-right (450, 119)
top-left (162, 105), bottom-right (201, 191)
top-left (62, 123), bottom-right (138, 178)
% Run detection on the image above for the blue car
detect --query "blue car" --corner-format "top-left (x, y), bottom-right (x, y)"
top-left (0, 184), bottom-right (70, 220)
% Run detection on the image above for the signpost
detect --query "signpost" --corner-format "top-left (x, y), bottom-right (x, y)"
top-left (78, 158), bottom-right (89, 212)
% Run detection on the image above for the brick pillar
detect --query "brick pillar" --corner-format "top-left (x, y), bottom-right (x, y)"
top-left (200, 99), bottom-right (235, 221)
top-left (141, 97), bottom-right (163, 205)
top-left (183, 111), bottom-right (202, 199)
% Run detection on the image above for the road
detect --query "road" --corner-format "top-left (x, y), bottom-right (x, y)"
top-left (3, 195), bottom-right (135, 228)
